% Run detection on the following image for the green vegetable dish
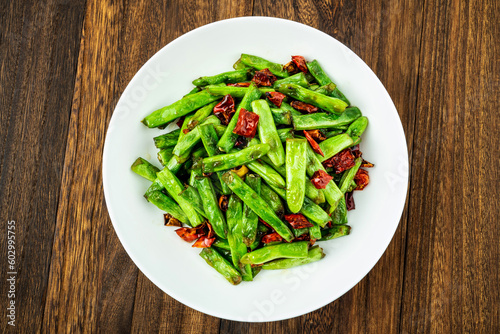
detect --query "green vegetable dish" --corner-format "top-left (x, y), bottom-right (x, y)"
top-left (132, 54), bottom-right (374, 285)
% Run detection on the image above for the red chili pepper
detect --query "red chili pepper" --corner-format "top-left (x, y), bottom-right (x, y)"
top-left (213, 94), bottom-right (236, 125)
top-left (219, 195), bottom-right (229, 212)
top-left (251, 68), bottom-right (277, 87)
top-left (262, 233), bottom-right (283, 244)
top-left (163, 214), bottom-right (182, 227)
top-left (361, 160), bottom-right (374, 168)
top-left (175, 226), bottom-right (204, 242)
top-left (284, 214), bottom-right (314, 229)
top-left (304, 130), bottom-right (324, 156)
top-left (283, 61), bottom-right (300, 75)
top-left (182, 128), bottom-right (190, 134)
top-left (265, 91), bottom-right (286, 108)
top-left (350, 144), bottom-right (362, 158)
top-left (192, 236), bottom-right (216, 248)
top-left (176, 117), bottom-right (185, 128)
top-left (311, 170), bottom-right (334, 189)
top-left (293, 234), bottom-right (310, 242)
top-left (227, 82), bottom-right (251, 87)
top-left (354, 168), bottom-right (370, 190)
top-left (305, 129), bottom-right (326, 142)
top-left (322, 149), bottom-right (355, 173)
top-left (291, 55), bottom-right (308, 73)
top-left (233, 108), bottom-right (259, 138)
top-left (291, 100), bottom-right (318, 113)
top-left (345, 192), bottom-right (355, 211)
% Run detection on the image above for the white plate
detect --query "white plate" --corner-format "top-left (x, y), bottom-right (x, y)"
top-left (102, 17), bottom-right (408, 322)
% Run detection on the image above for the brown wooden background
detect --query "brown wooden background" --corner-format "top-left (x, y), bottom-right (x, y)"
top-left (1, 0), bottom-right (498, 332)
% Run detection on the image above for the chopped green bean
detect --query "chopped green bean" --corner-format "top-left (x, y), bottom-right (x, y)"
top-left (262, 245), bottom-right (325, 270)
top-left (292, 107), bottom-right (362, 130)
top-left (240, 241), bottom-right (309, 265)
top-left (202, 143), bottom-right (270, 173)
top-left (199, 248), bottom-right (242, 285)
top-left (277, 83), bottom-right (348, 113)
top-left (193, 69), bottom-right (249, 87)
top-left (285, 139), bottom-right (307, 213)
top-left (240, 54), bottom-right (289, 77)
top-left (131, 158), bottom-right (160, 182)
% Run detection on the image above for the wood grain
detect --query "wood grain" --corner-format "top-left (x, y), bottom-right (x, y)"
top-left (0, 0), bottom-right (498, 332)
top-left (0, 0), bottom-right (86, 332)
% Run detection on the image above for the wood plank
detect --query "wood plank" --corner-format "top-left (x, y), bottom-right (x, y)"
top-left (400, 0), bottom-right (499, 333)
top-left (218, 1), bottom-right (422, 332)
top-left (0, 0), bottom-right (86, 332)
top-left (41, 0), bottom-right (127, 332)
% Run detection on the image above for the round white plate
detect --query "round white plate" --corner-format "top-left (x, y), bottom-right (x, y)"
top-left (102, 17), bottom-right (408, 322)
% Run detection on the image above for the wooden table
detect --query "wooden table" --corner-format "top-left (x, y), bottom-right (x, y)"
top-left (1, 1), bottom-right (498, 332)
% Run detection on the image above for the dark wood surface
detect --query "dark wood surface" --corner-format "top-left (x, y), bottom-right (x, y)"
top-left (0, 0), bottom-right (498, 332)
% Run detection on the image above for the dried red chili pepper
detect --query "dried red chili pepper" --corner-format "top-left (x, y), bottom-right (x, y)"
top-left (192, 236), bottom-right (216, 248)
top-left (182, 128), bottom-right (190, 134)
top-left (234, 136), bottom-right (248, 148)
top-left (164, 213), bottom-right (182, 227)
top-left (354, 168), bottom-right (370, 190)
top-left (176, 117), bottom-right (185, 128)
top-left (293, 234), bottom-right (310, 242)
top-left (345, 192), bottom-right (355, 211)
top-left (322, 149), bottom-right (355, 173)
top-left (213, 94), bottom-right (236, 125)
top-left (227, 82), bottom-right (251, 87)
top-left (305, 129), bottom-right (326, 142)
top-left (304, 130), bottom-right (324, 156)
top-left (262, 233), bottom-right (283, 244)
top-left (284, 214), bottom-right (314, 229)
top-left (265, 91), bottom-right (286, 108)
top-left (251, 68), bottom-right (277, 87)
top-left (291, 55), bottom-right (308, 73)
top-left (361, 160), bottom-right (374, 168)
top-left (291, 101), bottom-right (318, 113)
top-left (311, 170), bottom-right (334, 189)
top-left (219, 195), bottom-right (229, 212)
top-left (175, 226), bottom-right (205, 242)
top-left (233, 108), bottom-right (259, 138)
top-left (350, 144), bottom-right (362, 158)
top-left (283, 61), bottom-right (300, 75)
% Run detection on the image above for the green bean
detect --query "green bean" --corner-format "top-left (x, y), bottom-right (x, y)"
top-left (145, 178), bottom-right (164, 199)
top-left (262, 245), bottom-right (325, 270)
top-left (285, 139), bottom-right (307, 213)
top-left (325, 129), bottom-right (345, 138)
top-left (260, 155), bottom-right (325, 204)
top-left (157, 148), bottom-right (174, 166)
top-left (277, 128), bottom-right (295, 142)
top-left (346, 116), bottom-right (368, 143)
top-left (178, 114), bottom-right (194, 142)
top-left (233, 57), bottom-right (250, 70)
top-left (157, 168), bottom-right (204, 226)
top-left (340, 158), bottom-right (362, 193)
top-left (246, 159), bottom-right (286, 190)
top-left (330, 196), bottom-right (348, 225)
top-left (308, 84), bottom-right (320, 90)
top-left (179, 184), bottom-right (207, 218)
top-left (242, 174), bottom-right (261, 247)
top-left (147, 190), bottom-right (189, 224)
top-left (222, 171), bottom-right (294, 241)
top-left (307, 60), bottom-right (350, 105)
top-left (198, 123), bottom-right (231, 195)
top-left (202, 143), bottom-right (270, 173)
top-left (226, 195), bottom-right (253, 281)
top-left (205, 85), bottom-right (273, 98)
top-left (273, 72), bottom-right (309, 88)
top-left (240, 241), bottom-right (309, 265)
top-left (184, 86), bottom-right (201, 96)
top-left (300, 197), bottom-right (331, 227)
top-left (186, 101), bottom-right (219, 130)
top-left (314, 83), bottom-right (337, 96)
top-left (292, 107), bottom-right (362, 130)
top-left (318, 133), bottom-right (354, 162)
top-left (270, 108), bottom-right (292, 125)
top-left (260, 184), bottom-right (285, 217)
top-left (319, 225), bottom-right (351, 241)
top-left (277, 83), bottom-right (348, 113)
top-left (252, 99), bottom-right (286, 167)
top-left (142, 90), bottom-right (220, 128)
top-left (153, 129), bottom-right (181, 149)
top-left (131, 158), bottom-right (160, 182)
top-left (212, 239), bottom-right (230, 251)
top-left (240, 54), bottom-right (289, 78)
top-left (193, 69), bottom-right (249, 87)
top-left (199, 248), bottom-right (242, 285)
top-left (196, 176), bottom-right (227, 238)
top-left (172, 116), bottom-right (221, 156)
top-left (306, 60), bottom-right (332, 86)
top-left (217, 83), bottom-right (262, 152)
top-left (309, 225), bottom-right (322, 240)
